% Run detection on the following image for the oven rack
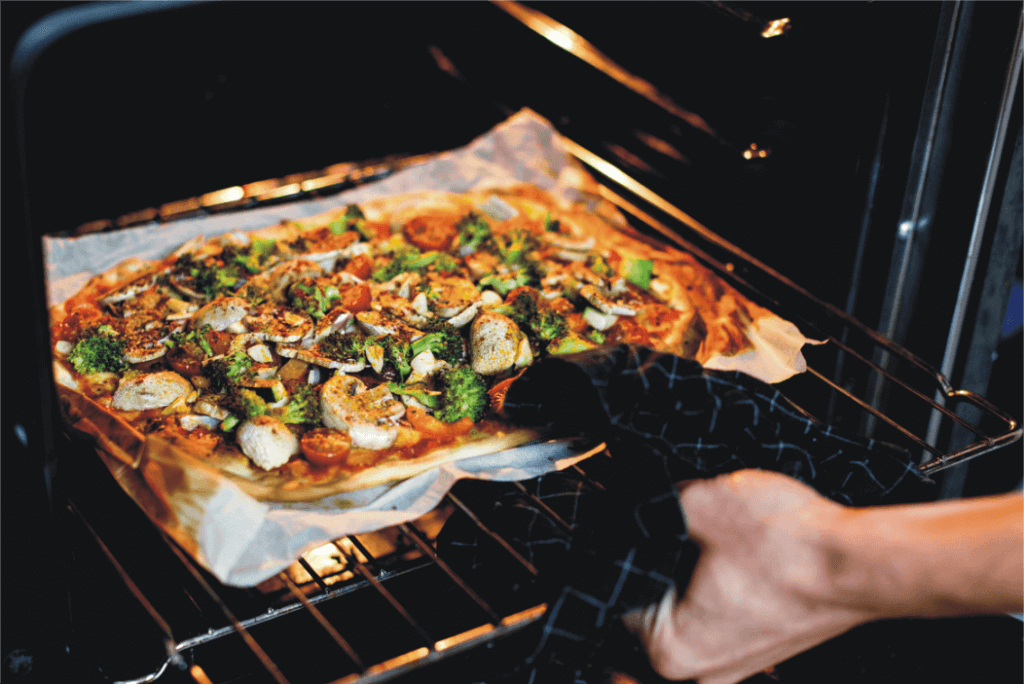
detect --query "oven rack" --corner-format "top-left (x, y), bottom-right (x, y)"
top-left (59, 143), bottom-right (1021, 684)
top-left (67, 451), bottom-right (607, 684)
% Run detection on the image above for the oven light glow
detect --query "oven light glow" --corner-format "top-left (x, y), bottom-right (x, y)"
top-left (761, 18), bottom-right (792, 38)
top-left (542, 25), bottom-right (575, 50)
top-left (898, 220), bottom-right (915, 239)
top-left (190, 665), bottom-right (214, 684)
top-left (743, 143), bottom-right (771, 161)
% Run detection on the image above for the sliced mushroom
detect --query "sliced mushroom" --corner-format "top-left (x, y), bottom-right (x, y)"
top-left (427, 275), bottom-right (482, 318)
top-left (243, 305), bottom-right (314, 343)
top-left (407, 350), bottom-right (451, 385)
top-left (306, 308), bottom-right (354, 347)
top-left (446, 300), bottom-right (483, 328)
top-left (319, 375), bottom-right (406, 450)
top-left (192, 297), bottom-right (250, 331)
top-left (469, 312), bottom-right (523, 376)
top-left (237, 415), bottom-right (300, 470)
top-left (579, 284), bottom-right (637, 316)
top-left (237, 259), bottom-right (323, 305)
top-left (111, 371), bottom-right (192, 411)
top-left (100, 272), bottom-right (159, 306)
top-left (276, 344), bottom-right (367, 373)
top-left (374, 293), bottom-right (434, 328)
top-left (355, 311), bottom-right (423, 340)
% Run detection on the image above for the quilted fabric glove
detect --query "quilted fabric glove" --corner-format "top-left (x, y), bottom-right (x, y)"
top-left (437, 345), bottom-right (933, 683)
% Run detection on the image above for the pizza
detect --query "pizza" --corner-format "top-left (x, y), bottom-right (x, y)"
top-left (49, 185), bottom-right (792, 502)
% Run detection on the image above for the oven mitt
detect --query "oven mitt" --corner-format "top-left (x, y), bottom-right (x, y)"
top-left (437, 344), bottom-right (933, 683)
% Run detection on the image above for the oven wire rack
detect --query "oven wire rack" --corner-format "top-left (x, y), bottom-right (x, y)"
top-left (62, 141), bottom-right (1020, 684)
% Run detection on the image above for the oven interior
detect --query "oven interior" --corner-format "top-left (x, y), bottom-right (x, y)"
top-left (5, 2), bottom-right (1022, 683)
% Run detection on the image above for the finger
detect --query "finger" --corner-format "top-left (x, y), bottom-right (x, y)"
top-left (621, 584), bottom-right (678, 640)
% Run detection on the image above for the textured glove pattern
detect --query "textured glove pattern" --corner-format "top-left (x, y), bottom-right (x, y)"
top-left (437, 345), bottom-right (932, 682)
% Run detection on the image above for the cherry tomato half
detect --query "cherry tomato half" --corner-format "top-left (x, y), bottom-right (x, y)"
top-left (300, 428), bottom-right (352, 467)
top-left (406, 407), bottom-right (474, 440)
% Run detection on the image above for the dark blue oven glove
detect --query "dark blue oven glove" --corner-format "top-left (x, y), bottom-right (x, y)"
top-left (436, 345), bottom-right (933, 683)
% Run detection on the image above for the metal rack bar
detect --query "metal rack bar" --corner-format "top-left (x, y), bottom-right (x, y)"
top-left (397, 523), bottom-right (501, 624)
top-left (280, 572), bottom-right (365, 672)
top-left (155, 531), bottom-right (292, 684)
top-left (445, 493), bottom-right (540, 576)
top-left (331, 540), bottom-right (435, 648)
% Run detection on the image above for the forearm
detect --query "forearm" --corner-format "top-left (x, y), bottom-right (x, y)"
top-left (822, 492), bottom-right (1023, 619)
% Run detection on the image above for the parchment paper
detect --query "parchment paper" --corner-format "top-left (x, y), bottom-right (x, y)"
top-left (44, 109), bottom-right (818, 586)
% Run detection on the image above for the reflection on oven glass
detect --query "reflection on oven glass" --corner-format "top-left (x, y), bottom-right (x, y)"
top-left (742, 143), bottom-right (771, 160)
top-left (761, 17), bottom-right (793, 38)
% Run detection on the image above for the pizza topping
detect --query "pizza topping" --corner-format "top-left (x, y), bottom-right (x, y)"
top-left (454, 212), bottom-right (491, 255)
top-left (66, 331), bottom-right (129, 375)
top-left (403, 215), bottom-right (459, 252)
top-left (405, 407), bottom-right (473, 439)
top-left (407, 350), bottom-right (453, 385)
top-left (320, 375), bottom-right (406, 450)
top-left (469, 311), bottom-right (524, 376)
top-left (432, 367), bottom-right (489, 423)
top-left (318, 328), bottom-right (370, 362)
top-left (300, 428), bottom-right (353, 468)
top-left (237, 415), bottom-right (300, 471)
top-left (355, 311), bottom-right (423, 340)
top-left (192, 296), bottom-right (250, 332)
top-left (242, 305), bottom-right (314, 344)
top-left (583, 307), bottom-right (619, 332)
top-left (111, 371), bottom-right (193, 411)
top-left (578, 284), bottom-right (637, 316)
top-left (408, 321), bottom-right (464, 364)
top-left (446, 301), bottom-right (484, 328)
top-left (374, 292), bottom-right (434, 328)
top-left (426, 275), bottom-right (481, 319)
top-left (237, 259), bottom-right (323, 305)
top-left (100, 272), bottom-right (159, 305)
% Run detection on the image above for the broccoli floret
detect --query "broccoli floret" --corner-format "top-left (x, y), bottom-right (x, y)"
top-left (319, 328), bottom-right (369, 361)
top-left (478, 273), bottom-right (533, 297)
top-left (67, 334), bottom-right (127, 375)
top-left (377, 335), bottom-right (412, 380)
top-left (371, 248), bottom-right (460, 283)
top-left (205, 351), bottom-right (253, 392)
top-left (371, 244), bottom-right (423, 282)
top-left (455, 212), bottom-right (491, 253)
top-left (434, 367), bottom-right (489, 423)
top-left (329, 204), bottom-right (374, 240)
top-left (586, 253), bottom-right (615, 279)
top-left (175, 254), bottom-right (244, 298)
top-left (621, 257), bottom-right (654, 290)
top-left (166, 324), bottom-right (215, 359)
top-left (289, 280), bottom-right (342, 320)
top-left (544, 212), bottom-right (560, 232)
top-left (386, 382), bottom-right (441, 408)
top-left (547, 332), bottom-right (598, 355)
top-left (410, 322), bottom-right (464, 364)
top-left (228, 238), bottom-right (278, 274)
top-left (432, 252), bottom-right (459, 274)
top-left (224, 388), bottom-right (268, 420)
top-left (491, 228), bottom-right (537, 267)
top-left (532, 309), bottom-right (569, 341)
top-left (494, 290), bottom-right (568, 342)
top-left (586, 329), bottom-right (607, 345)
top-left (269, 384), bottom-right (321, 425)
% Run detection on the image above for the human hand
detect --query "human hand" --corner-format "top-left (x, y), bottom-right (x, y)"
top-left (622, 470), bottom-right (872, 684)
